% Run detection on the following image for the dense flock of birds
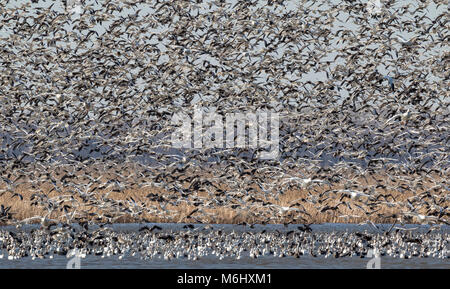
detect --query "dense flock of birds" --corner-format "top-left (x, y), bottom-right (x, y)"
top-left (0, 0), bottom-right (448, 261)
top-left (0, 224), bottom-right (448, 261)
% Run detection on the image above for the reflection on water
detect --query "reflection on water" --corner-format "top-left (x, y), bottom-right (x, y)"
top-left (2, 253), bottom-right (449, 269)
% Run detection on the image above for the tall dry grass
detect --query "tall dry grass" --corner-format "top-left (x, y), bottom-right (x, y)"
top-left (0, 165), bottom-right (447, 225)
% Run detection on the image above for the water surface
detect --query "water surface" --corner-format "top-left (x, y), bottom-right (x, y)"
top-left (1, 223), bottom-right (448, 269)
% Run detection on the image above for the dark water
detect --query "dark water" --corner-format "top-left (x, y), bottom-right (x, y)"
top-left (0, 223), bottom-right (448, 269)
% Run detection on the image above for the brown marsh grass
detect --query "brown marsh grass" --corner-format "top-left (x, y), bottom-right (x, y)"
top-left (0, 166), bottom-right (448, 225)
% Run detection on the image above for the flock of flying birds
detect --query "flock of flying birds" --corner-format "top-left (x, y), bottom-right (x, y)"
top-left (0, 0), bottom-right (448, 232)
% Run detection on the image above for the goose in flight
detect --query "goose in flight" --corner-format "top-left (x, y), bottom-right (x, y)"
top-left (18, 212), bottom-right (58, 229)
top-left (396, 35), bottom-right (421, 47)
top-left (384, 109), bottom-right (415, 126)
top-left (338, 189), bottom-right (373, 201)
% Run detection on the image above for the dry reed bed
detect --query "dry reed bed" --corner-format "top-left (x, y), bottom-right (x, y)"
top-left (0, 165), bottom-right (448, 225)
